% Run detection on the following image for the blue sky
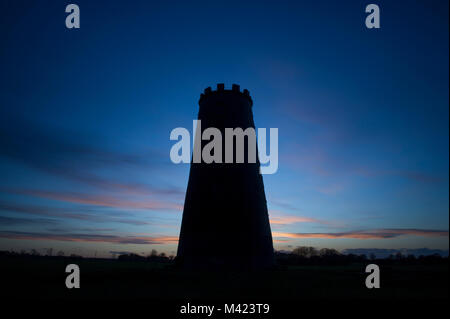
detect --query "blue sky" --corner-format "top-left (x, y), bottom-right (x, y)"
top-left (0, 0), bottom-right (448, 257)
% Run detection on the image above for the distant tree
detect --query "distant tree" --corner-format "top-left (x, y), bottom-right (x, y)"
top-left (159, 252), bottom-right (166, 258)
top-left (150, 249), bottom-right (158, 257)
top-left (395, 252), bottom-right (403, 260)
top-left (292, 246), bottom-right (318, 258)
top-left (118, 253), bottom-right (145, 261)
top-left (319, 248), bottom-right (340, 257)
top-left (30, 249), bottom-right (40, 256)
top-left (57, 250), bottom-right (65, 257)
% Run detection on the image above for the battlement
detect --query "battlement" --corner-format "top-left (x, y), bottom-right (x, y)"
top-left (199, 83), bottom-right (253, 106)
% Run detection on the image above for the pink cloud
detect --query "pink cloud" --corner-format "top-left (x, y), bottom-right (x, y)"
top-left (268, 210), bottom-right (335, 227)
top-left (0, 231), bottom-right (179, 245)
top-left (10, 189), bottom-right (183, 211)
top-left (269, 210), bottom-right (329, 226)
top-left (273, 229), bottom-right (449, 240)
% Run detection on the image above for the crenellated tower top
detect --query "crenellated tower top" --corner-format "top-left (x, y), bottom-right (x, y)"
top-left (199, 83), bottom-right (253, 107)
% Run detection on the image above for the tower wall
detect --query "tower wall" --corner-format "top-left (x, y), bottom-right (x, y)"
top-left (176, 84), bottom-right (274, 269)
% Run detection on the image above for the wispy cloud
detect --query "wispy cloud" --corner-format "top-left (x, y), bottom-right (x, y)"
top-left (0, 230), bottom-right (179, 245)
top-left (0, 116), bottom-right (182, 198)
top-left (270, 215), bottom-right (318, 225)
top-left (0, 215), bottom-right (57, 226)
top-left (355, 168), bottom-right (446, 184)
top-left (268, 210), bottom-right (339, 229)
top-left (46, 227), bottom-right (116, 233)
top-left (2, 227), bottom-right (447, 246)
top-left (1, 189), bottom-right (182, 212)
top-left (0, 201), bottom-right (152, 225)
top-left (273, 239), bottom-right (290, 243)
top-left (0, 116), bottom-right (159, 171)
top-left (269, 210), bottom-right (331, 226)
top-left (342, 248), bottom-right (449, 258)
top-left (273, 229), bottom-right (449, 240)
top-left (282, 148), bottom-right (445, 193)
top-left (267, 198), bottom-right (301, 212)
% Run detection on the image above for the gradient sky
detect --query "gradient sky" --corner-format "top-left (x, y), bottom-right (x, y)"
top-left (0, 0), bottom-right (448, 258)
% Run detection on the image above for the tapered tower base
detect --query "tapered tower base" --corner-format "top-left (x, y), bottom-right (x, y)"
top-left (177, 84), bottom-right (274, 269)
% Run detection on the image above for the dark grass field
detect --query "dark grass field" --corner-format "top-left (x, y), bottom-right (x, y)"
top-left (1, 256), bottom-right (448, 301)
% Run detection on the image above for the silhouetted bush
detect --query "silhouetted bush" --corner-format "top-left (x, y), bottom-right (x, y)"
top-left (274, 247), bottom-right (447, 266)
top-left (0, 249), bottom-right (447, 267)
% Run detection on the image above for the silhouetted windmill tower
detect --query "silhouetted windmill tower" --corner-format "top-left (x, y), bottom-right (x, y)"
top-left (177, 84), bottom-right (274, 269)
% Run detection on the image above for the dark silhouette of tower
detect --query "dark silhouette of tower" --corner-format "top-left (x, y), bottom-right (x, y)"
top-left (177, 83), bottom-right (274, 269)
